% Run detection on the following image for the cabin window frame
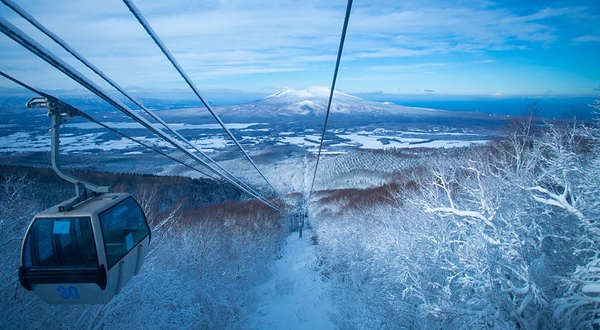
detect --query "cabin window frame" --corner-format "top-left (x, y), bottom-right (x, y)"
top-left (22, 216), bottom-right (100, 270)
top-left (98, 196), bottom-right (150, 270)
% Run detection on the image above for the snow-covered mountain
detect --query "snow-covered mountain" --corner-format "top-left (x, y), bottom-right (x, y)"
top-left (218, 86), bottom-right (446, 118)
top-left (154, 86), bottom-right (502, 125)
top-left (259, 86), bottom-right (362, 116)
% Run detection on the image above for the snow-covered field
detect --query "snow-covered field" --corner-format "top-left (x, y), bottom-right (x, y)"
top-left (334, 132), bottom-right (488, 149)
top-left (0, 124), bottom-right (493, 155)
top-left (67, 122), bottom-right (268, 130)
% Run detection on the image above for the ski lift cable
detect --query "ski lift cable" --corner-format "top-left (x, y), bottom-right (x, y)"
top-left (0, 18), bottom-right (282, 212)
top-left (76, 114), bottom-right (282, 210)
top-left (0, 71), bottom-right (281, 210)
top-left (307, 0), bottom-right (353, 203)
top-left (1, 69), bottom-right (219, 180)
top-left (77, 115), bottom-right (222, 180)
top-left (121, 0), bottom-right (284, 201)
top-left (1, 0), bottom-right (273, 210)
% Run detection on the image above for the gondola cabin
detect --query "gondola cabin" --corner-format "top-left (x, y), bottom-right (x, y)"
top-left (19, 193), bottom-right (151, 304)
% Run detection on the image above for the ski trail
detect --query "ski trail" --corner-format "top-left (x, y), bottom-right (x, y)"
top-left (249, 229), bottom-right (335, 330)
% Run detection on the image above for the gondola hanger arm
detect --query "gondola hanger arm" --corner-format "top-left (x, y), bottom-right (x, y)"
top-left (27, 97), bottom-right (109, 211)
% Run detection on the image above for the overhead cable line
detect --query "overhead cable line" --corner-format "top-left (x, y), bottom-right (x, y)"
top-left (0, 70), bottom-right (220, 180)
top-left (307, 0), bottom-right (354, 202)
top-left (0, 18), bottom-right (282, 212)
top-left (122, 0), bottom-right (284, 201)
top-left (0, 72), bottom-right (279, 210)
top-left (1, 0), bottom-right (273, 212)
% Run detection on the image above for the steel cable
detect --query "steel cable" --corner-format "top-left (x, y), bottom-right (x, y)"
top-left (122, 0), bottom-right (283, 201)
top-left (1, 71), bottom-right (283, 209)
top-left (1, 0), bottom-right (273, 207)
top-left (0, 19), bottom-right (282, 211)
top-left (307, 0), bottom-right (353, 203)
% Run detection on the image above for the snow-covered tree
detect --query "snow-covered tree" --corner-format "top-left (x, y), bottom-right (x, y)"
top-left (0, 174), bottom-right (40, 329)
top-left (0, 169), bottom-right (286, 330)
top-left (313, 110), bottom-right (600, 329)
top-left (550, 107), bottom-right (600, 328)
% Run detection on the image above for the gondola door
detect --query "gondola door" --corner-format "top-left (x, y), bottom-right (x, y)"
top-left (98, 196), bottom-right (150, 298)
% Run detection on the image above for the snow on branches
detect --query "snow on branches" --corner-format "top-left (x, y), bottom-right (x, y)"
top-left (313, 104), bottom-right (600, 329)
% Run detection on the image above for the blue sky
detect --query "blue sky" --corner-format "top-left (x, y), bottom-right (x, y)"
top-left (0, 0), bottom-right (599, 103)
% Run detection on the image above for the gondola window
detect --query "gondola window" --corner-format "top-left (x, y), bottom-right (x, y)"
top-left (23, 217), bottom-right (97, 269)
top-left (99, 197), bottom-right (149, 269)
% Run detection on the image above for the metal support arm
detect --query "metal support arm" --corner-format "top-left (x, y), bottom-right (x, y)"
top-left (28, 97), bottom-right (109, 210)
top-left (50, 111), bottom-right (109, 195)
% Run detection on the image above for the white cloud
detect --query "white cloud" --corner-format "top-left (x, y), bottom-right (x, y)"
top-left (367, 62), bottom-right (447, 71)
top-left (0, 0), bottom-right (597, 95)
top-left (573, 35), bottom-right (600, 42)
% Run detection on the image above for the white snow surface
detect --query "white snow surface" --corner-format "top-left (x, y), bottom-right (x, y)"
top-left (68, 122), bottom-right (266, 130)
top-left (250, 229), bottom-right (334, 330)
top-left (280, 135), bottom-right (321, 148)
top-left (264, 86), bottom-right (358, 100)
top-left (336, 133), bottom-right (488, 149)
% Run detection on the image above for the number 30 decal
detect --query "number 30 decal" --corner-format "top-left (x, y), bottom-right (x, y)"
top-left (57, 286), bottom-right (81, 299)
